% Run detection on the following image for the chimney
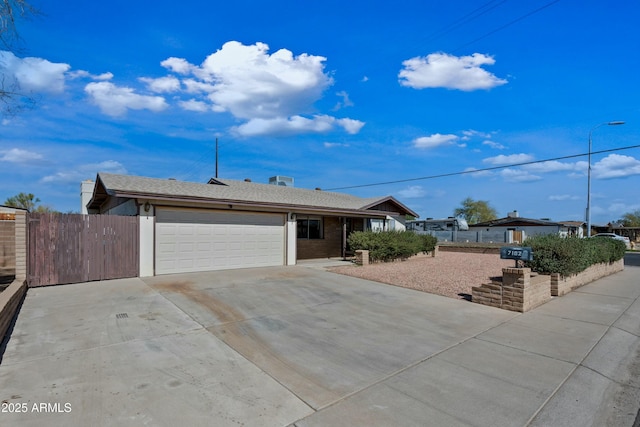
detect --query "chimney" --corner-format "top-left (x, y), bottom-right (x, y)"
top-left (507, 210), bottom-right (519, 218)
top-left (80, 179), bottom-right (96, 214)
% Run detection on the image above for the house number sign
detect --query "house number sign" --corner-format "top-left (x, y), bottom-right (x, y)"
top-left (500, 246), bottom-right (533, 262)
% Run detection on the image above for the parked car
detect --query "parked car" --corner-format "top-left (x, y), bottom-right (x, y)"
top-left (593, 233), bottom-right (631, 249)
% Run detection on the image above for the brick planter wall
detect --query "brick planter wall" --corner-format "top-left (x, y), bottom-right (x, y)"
top-left (0, 280), bottom-right (26, 343)
top-left (551, 259), bottom-right (625, 296)
top-left (438, 244), bottom-right (501, 254)
top-left (472, 268), bottom-right (551, 313)
top-left (471, 281), bottom-right (502, 309)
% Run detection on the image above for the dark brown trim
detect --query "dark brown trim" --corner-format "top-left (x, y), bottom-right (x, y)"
top-left (110, 192), bottom-right (391, 218)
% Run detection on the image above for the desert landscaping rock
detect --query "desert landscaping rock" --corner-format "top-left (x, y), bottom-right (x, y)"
top-left (330, 251), bottom-right (513, 300)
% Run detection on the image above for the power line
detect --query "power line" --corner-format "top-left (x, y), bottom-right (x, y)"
top-left (334, 0), bottom-right (561, 87)
top-left (451, 0), bottom-right (562, 54)
top-left (174, 143), bottom-right (216, 181)
top-left (421, 0), bottom-right (510, 45)
top-left (324, 144), bottom-right (640, 191)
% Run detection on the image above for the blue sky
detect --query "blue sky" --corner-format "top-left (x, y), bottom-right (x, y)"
top-left (1, 0), bottom-right (639, 224)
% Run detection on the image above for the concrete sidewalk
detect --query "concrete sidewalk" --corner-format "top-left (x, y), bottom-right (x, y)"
top-left (0, 261), bottom-right (638, 426)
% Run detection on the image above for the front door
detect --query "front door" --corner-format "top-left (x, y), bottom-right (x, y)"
top-left (513, 230), bottom-right (523, 244)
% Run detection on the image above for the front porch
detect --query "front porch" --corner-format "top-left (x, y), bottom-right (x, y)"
top-left (296, 215), bottom-right (404, 260)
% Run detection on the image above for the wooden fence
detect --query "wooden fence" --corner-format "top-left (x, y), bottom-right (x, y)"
top-left (28, 213), bottom-right (139, 287)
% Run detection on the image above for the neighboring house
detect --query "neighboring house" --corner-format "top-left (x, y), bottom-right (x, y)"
top-left (594, 222), bottom-right (639, 244)
top-left (84, 173), bottom-right (418, 276)
top-left (0, 205), bottom-right (26, 280)
top-left (370, 215), bottom-right (407, 232)
top-left (469, 211), bottom-right (567, 244)
top-left (559, 221), bottom-right (585, 238)
top-left (0, 205), bottom-right (26, 215)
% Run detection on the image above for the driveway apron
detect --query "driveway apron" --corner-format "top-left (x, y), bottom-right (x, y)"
top-left (1, 262), bottom-right (638, 426)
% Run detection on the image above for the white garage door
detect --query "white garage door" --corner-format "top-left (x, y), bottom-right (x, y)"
top-left (155, 208), bottom-right (285, 274)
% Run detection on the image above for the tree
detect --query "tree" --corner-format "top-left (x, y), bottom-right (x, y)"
top-left (1, 0), bottom-right (40, 115)
top-left (4, 192), bottom-right (54, 212)
top-left (453, 197), bottom-right (498, 224)
top-left (618, 210), bottom-right (640, 227)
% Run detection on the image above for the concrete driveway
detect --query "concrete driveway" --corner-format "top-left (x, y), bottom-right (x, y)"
top-left (1, 261), bottom-right (639, 426)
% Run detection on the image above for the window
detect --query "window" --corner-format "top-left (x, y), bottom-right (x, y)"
top-left (297, 216), bottom-right (323, 239)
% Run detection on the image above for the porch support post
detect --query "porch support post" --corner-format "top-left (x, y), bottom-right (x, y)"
top-left (139, 204), bottom-right (155, 277)
top-left (342, 219), bottom-right (347, 260)
top-left (286, 212), bottom-right (297, 265)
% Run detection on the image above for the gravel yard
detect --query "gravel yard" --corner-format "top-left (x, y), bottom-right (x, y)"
top-left (329, 251), bottom-right (514, 300)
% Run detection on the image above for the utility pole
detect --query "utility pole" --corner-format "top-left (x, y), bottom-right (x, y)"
top-left (215, 137), bottom-right (218, 178)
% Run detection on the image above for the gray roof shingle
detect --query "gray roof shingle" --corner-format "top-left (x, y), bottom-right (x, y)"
top-left (95, 173), bottom-right (418, 217)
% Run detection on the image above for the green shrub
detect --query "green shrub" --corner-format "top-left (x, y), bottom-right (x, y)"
top-left (523, 234), bottom-right (625, 276)
top-left (420, 233), bottom-right (438, 253)
top-left (347, 230), bottom-right (437, 262)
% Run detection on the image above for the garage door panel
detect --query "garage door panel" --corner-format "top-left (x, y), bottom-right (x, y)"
top-left (156, 209), bottom-right (285, 274)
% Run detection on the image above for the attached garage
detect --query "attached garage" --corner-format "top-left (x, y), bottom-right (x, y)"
top-left (155, 208), bottom-right (285, 274)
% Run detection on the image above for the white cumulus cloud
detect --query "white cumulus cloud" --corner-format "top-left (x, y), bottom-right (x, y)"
top-left (42, 160), bottom-right (127, 184)
top-left (398, 185), bottom-right (426, 198)
top-left (0, 148), bottom-right (44, 163)
top-left (483, 153), bottom-right (534, 165)
top-left (161, 57), bottom-right (195, 74)
top-left (178, 99), bottom-right (210, 112)
top-left (523, 160), bottom-right (581, 173)
top-left (68, 70), bottom-right (113, 81)
top-left (398, 52), bottom-right (507, 91)
top-left (232, 114), bottom-right (363, 137)
top-left (333, 90), bottom-right (354, 110)
top-left (84, 81), bottom-right (168, 116)
top-left (175, 41), bottom-right (333, 119)
top-left (337, 117), bottom-right (365, 134)
top-left (482, 140), bottom-right (506, 150)
top-left (139, 75), bottom-right (181, 93)
top-left (499, 168), bottom-right (541, 182)
top-left (464, 167), bottom-right (494, 178)
top-left (592, 154), bottom-right (640, 179)
top-left (324, 142), bottom-right (350, 148)
top-left (549, 194), bottom-right (580, 201)
top-left (413, 133), bottom-right (459, 149)
top-left (462, 129), bottom-right (494, 140)
top-left (157, 41), bottom-right (363, 136)
top-left (0, 50), bottom-right (70, 93)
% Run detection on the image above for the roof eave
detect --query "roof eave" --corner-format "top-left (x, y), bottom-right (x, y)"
top-left (360, 196), bottom-right (419, 218)
top-left (115, 191), bottom-right (391, 218)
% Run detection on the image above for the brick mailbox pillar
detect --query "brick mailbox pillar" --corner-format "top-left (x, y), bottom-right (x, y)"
top-left (473, 267), bottom-right (551, 312)
top-left (355, 250), bottom-right (369, 266)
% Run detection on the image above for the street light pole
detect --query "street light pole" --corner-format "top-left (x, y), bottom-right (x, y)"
top-left (586, 121), bottom-right (625, 237)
